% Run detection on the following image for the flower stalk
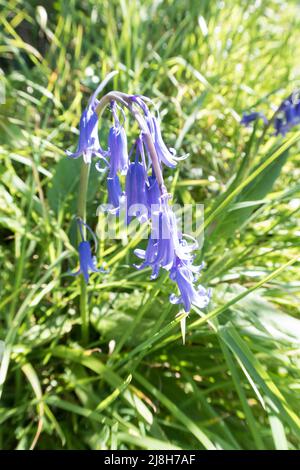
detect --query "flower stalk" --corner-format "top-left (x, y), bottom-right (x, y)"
top-left (77, 161), bottom-right (90, 343)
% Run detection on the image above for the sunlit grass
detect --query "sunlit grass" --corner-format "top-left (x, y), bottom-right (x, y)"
top-left (0, 0), bottom-right (299, 450)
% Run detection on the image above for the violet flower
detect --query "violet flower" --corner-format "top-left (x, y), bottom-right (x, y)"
top-left (130, 95), bottom-right (180, 167)
top-left (274, 90), bottom-right (300, 136)
top-left (126, 137), bottom-right (149, 224)
top-left (70, 218), bottom-right (105, 283)
top-left (241, 90), bottom-right (300, 136)
top-left (241, 111), bottom-right (268, 127)
top-left (150, 115), bottom-right (178, 167)
top-left (134, 206), bottom-right (177, 278)
top-left (169, 258), bottom-right (211, 313)
top-left (134, 197), bottom-right (209, 313)
top-left (146, 172), bottom-right (161, 216)
top-left (70, 240), bottom-right (103, 283)
top-left (107, 174), bottom-right (123, 212)
top-left (66, 87), bottom-right (104, 164)
top-left (108, 102), bottom-right (129, 176)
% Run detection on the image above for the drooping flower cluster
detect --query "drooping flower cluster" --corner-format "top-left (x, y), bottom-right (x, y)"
top-left (66, 88), bottom-right (211, 314)
top-left (241, 89), bottom-right (300, 136)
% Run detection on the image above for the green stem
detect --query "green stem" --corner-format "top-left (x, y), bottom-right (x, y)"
top-left (77, 161), bottom-right (90, 344)
top-left (78, 161), bottom-right (91, 225)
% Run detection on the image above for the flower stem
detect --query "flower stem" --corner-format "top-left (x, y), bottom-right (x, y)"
top-left (77, 161), bottom-right (90, 344)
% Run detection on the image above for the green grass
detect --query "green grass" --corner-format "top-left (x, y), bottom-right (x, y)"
top-left (0, 0), bottom-right (300, 450)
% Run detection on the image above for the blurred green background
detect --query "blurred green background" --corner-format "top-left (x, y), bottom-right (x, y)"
top-left (0, 0), bottom-right (300, 450)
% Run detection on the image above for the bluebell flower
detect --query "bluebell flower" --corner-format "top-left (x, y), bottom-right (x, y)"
top-left (125, 138), bottom-right (149, 224)
top-left (66, 88), bottom-right (104, 164)
top-left (130, 95), bottom-right (156, 136)
top-left (130, 95), bottom-right (181, 167)
top-left (126, 160), bottom-right (148, 223)
top-left (134, 198), bottom-right (210, 312)
top-left (108, 126), bottom-right (129, 176)
top-left (70, 218), bottom-right (105, 284)
top-left (241, 90), bottom-right (300, 136)
top-left (134, 208), bottom-right (177, 278)
top-left (70, 240), bottom-right (104, 283)
top-left (277, 91), bottom-right (296, 111)
top-left (108, 101), bottom-right (129, 176)
top-left (134, 199), bottom-right (192, 272)
top-left (274, 91), bottom-right (300, 136)
top-left (134, 238), bottom-right (160, 279)
top-left (146, 173), bottom-right (161, 216)
top-left (241, 112), bottom-right (268, 127)
top-left (274, 117), bottom-right (286, 136)
top-left (169, 258), bottom-right (211, 313)
top-left (150, 115), bottom-right (178, 167)
top-left (107, 174), bottom-right (123, 212)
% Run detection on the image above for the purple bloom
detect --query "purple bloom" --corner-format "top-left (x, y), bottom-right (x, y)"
top-left (130, 95), bottom-right (180, 167)
top-left (130, 94), bottom-right (152, 114)
top-left (146, 173), bottom-right (161, 216)
top-left (274, 117), bottom-right (286, 136)
top-left (277, 91), bottom-right (297, 112)
top-left (169, 258), bottom-right (211, 313)
top-left (134, 238), bottom-right (161, 279)
top-left (70, 241), bottom-right (103, 284)
top-left (130, 95), bottom-right (156, 136)
top-left (70, 218), bottom-right (105, 284)
top-left (241, 112), bottom-right (268, 126)
top-left (107, 175), bottom-right (123, 211)
top-left (134, 199), bottom-right (210, 312)
top-left (126, 160), bottom-right (148, 223)
top-left (274, 90), bottom-right (300, 136)
top-left (66, 89), bottom-right (103, 164)
top-left (241, 90), bottom-right (300, 136)
top-left (135, 200), bottom-right (194, 273)
top-left (108, 126), bottom-right (129, 176)
top-left (125, 137), bottom-right (150, 223)
top-left (108, 101), bottom-right (129, 176)
top-left (134, 209), bottom-right (177, 278)
top-left (149, 115), bottom-right (177, 167)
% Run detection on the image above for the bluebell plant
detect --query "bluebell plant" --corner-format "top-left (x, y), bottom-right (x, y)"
top-left (70, 217), bottom-right (106, 283)
top-left (66, 87), bottom-right (211, 316)
top-left (241, 89), bottom-right (300, 136)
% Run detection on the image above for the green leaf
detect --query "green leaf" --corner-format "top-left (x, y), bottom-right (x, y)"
top-left (219, 326), bottom-right (300, 439)
top-left (211, 149), bottom-right (289, 240)
top-left (47, 157), bottom-right (101, 215)
top-left (134, 372), bottom-right (217, 450)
